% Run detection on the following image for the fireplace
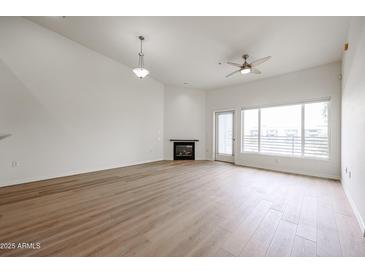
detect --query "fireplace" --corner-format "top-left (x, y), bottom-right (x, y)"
top-left (170, 139), bottom-right (199, 160)
top-left (173, 141), bottom-right (195, 160)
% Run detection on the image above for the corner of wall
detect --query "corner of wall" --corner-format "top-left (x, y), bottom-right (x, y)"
top-left (340, 17), bottom-right (365, 237)
top-left (163, 84), bottom-right (207, 161)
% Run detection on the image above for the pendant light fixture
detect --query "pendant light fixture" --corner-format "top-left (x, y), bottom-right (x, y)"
top-left (133, 36), bottom-right (150, 79)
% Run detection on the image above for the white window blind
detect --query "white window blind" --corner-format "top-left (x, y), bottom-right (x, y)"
top-left (241, 100), bottom-right (329, 159)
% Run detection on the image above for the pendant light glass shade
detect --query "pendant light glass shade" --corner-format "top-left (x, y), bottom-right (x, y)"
top-left (133, 67), bottom-right (150, 78)
top-left (133, 36), bottom-right (149, 79)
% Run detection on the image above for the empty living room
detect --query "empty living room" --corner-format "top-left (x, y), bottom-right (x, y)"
top-left (1, 1), bottom-right (365, 273)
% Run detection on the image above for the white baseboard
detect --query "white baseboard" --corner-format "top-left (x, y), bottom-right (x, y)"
top-left (342, 181), bottom-right (365, 237)
top-left (1, 158), bottom-right (164, 188)
top-left (234, 162), bottom-right (340, 180)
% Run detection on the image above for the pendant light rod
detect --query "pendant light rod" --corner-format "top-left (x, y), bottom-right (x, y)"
top-left (138, 36), bottom-right (145, 68)
top-left (139, 36), bottom-right (144, 51)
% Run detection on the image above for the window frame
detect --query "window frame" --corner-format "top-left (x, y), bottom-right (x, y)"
top-left (241, 98), bottom-right (331, 160)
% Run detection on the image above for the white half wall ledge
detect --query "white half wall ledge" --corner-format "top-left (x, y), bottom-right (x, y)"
top-left (0, 134), bottom-right (12, 140)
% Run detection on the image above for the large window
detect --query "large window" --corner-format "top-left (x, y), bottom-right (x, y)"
top-left (241, 101), bottom-right (329, 158)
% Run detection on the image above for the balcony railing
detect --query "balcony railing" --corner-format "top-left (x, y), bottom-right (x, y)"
top-left (243, 135), bottom-right (328, 158)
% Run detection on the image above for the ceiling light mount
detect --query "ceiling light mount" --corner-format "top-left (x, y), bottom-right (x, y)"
top-left (133, 35), bottom-right (150, 79)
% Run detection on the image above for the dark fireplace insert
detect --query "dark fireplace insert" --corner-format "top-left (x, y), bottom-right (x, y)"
top-left (173, 142), bottom-right (195, 160)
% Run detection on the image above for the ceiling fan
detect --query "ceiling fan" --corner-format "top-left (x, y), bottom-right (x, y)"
top-left (226, 54), bottom-right (271, 78)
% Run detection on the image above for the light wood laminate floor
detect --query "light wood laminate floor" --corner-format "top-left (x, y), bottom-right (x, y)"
top-left (0, 160), bottom-right (364, 256)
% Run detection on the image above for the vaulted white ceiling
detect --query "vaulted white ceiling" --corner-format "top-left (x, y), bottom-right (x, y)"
top-left (28, 16), bottom-right (350, 90)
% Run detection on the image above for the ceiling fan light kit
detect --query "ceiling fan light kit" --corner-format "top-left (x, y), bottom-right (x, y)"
top-left (133, 36), bottom-right (150, 79)
top-left (240, 68), bottom-right (251, 74)
top-left (226, 54), bottom-right (271, 78)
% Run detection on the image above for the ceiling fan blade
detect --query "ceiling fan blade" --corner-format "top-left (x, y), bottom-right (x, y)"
top-left (251, 68), bottom-right (261, 74)
top-left (227, 62), bottom-right (242, 68)
top-left (250, 56), bottom-right (271, 67)
top-left (225, 69), bottom-right (241, 78)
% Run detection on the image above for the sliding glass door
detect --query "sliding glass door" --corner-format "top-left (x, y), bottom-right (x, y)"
top-left (215, 111), bottom-right (234, 163)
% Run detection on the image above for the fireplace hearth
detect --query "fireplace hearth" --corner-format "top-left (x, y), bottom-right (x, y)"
top-left (170, 139), bottom-right (198, 160)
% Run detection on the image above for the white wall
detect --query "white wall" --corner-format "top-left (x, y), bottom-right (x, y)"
top-left (164, 85), bottom-right (206, 160)
top-left (341, 17), bottom-right (365, 233)
top-left (206, 62), bottom-right (342, 179)
top-left (0, 17), bottom-right (164, 187)
top-left (0, 17), bottom-right (348, 192)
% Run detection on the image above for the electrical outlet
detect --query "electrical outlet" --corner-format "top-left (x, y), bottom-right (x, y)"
top-left (349, 171), bottom-right (352, 179)
top-left (11, 161), bottom-right (18, 168)
top-left (345, 167), bottom-right (348, 173)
